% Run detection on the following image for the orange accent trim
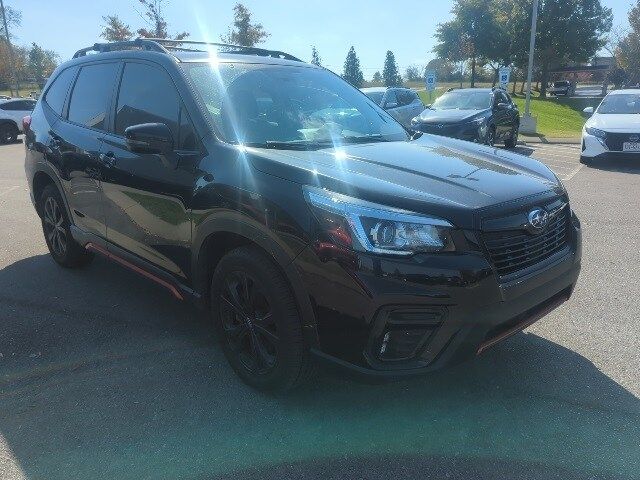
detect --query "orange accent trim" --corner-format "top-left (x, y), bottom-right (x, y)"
top-left (476, 294), bottom-right (568, 356)
top-left (85, 242), bottom-right (184, 301)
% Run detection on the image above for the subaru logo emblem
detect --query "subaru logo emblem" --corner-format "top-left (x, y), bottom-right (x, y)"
top-left (527, 208), bottom-right (549, 233)
top-left (436, 124), bottom-right (444, 129)
top-left (630, 135), bottom-right (639, 142)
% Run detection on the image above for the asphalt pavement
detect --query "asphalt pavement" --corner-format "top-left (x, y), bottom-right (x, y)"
top-left (0, 139), bottom-right (639, 480)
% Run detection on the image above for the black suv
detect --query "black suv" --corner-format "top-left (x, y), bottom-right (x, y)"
top-left (410, 88), bottom-right (520, 148)
top-left (25, 39), bottom-right (582, 391)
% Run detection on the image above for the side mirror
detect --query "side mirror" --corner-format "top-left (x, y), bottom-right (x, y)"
top-left (124, 123), bottom-right (174, 154)
top-left (582, 106), bottom-right (594, 116)
top-left (384, 102), bottom-right (398, 109)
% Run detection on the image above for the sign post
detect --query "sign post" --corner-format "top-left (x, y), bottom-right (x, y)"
top-left (425, 71), bottom-right (436, 104)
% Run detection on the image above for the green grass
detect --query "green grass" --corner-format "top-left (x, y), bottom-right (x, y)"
top-left (416, 89), bottom-right (593, 138)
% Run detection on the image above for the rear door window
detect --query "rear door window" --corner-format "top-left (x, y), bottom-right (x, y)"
top-left (68, 63), bottom-right (119, 131)
top-left (43, 67), bottom-right (77, 115)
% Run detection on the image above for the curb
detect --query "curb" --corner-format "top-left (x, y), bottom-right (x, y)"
top-left (518, 136), bottom-right (581, 145)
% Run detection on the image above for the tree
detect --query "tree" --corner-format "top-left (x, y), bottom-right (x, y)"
top-left (137, 0), bottom-right (188, 40)
top-left (342, 46), bottom-right (364, 87)
top-left (27, 43), bottom-right (58, 87)
top-left (311, 46), bottom-right (321, 66)
top-left (434, 0), bottom-right (498, 87)
top-left (424, 58), bottom-right (458, 82)
top-left (0, 4), bottom-right (20, 40)
top-left (371, 71), bottom-right (382, 85)
top-left (221, 3), bottom-right (269, 47)
top-left (101, 15), bottom-right (134, 41)
top-left (534, 0), bottom-right (613, 97)
top-left (405, 65), bottom-right (423, 82)
top-left (382, 50), bottom-right (402, 86)
top-left (616, 0), bottom-right (640, 85)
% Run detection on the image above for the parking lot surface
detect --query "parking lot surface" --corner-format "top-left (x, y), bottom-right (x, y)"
top-left (1, 140), bottom-right (639, 480)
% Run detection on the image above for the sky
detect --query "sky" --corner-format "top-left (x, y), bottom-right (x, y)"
top-left (7, 0), bottom-right (636, 78)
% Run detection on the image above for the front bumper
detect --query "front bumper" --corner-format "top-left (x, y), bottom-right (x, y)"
top-left (296, 215), bottom-right (582, 378)
top-left (412, 122), bottom-right (483, 142)
top-left (582, 131), bottom-right (640, 160)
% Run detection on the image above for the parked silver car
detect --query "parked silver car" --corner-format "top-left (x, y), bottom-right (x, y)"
top-left (361, 87), bottom-right (424, 128)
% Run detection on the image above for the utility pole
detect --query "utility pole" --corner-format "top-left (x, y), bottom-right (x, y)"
top-left (521, 0), bottom-right (539, 134)
top-left (0, 0), bottom-right (18, 96)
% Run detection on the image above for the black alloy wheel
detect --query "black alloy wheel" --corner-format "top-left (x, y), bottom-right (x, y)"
top-left (211, 246), bottom-right (315, 392)
top-left (219, 270), bottom-right (279, 375)
top-left (39, 184), bottom-right (93, 268)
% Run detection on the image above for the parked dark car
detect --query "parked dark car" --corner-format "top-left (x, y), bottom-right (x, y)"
top-left (24, 39), bottom-right (581, 392)
top-left (361, 87), bottom-right (425, 128)
top-left (410, 88), bottom-right (520, 148)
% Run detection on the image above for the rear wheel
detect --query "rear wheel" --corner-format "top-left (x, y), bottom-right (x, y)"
top-left (210, 246), bottom-right (314, 392)
top-left (40, 184), bottom-right (93, 268)
top-left (0, 123), bottom-right (18, 144)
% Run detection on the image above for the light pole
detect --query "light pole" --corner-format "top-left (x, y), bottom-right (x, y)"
top-left (0, 0), bottom-right (18, 97)
top-left (521, 0), bottom-right (540, 134)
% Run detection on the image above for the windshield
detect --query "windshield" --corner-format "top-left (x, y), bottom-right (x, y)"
top-left (183, 63), bottom-right (408, 148)
top-left (597, 93), bottom-right (640, 114)
top-left (430, 91), bottom-right (491, 110)
top-left (364, 91), bottom-right (384, 105)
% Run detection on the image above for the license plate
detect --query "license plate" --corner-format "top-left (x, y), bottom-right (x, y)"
top-left (623, 142), bottom-right (640, 152)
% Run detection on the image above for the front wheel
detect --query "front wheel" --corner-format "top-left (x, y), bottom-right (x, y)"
top-left (485, 126), bottom-right (496, 147)
top-left (210, 246), bottom-right (315, 392)
top-left (504, 126), bottom-right (519, 149)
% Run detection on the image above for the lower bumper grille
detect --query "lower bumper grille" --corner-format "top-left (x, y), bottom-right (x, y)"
top-left (482, 206), bottom-right (570, 278)
top-left (605, 132), bottom-right (640, 151)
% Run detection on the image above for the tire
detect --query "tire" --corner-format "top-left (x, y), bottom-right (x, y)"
top-left (0, 123), bottom-right (18, 144)
top-left (210, 246), bottom-right (315, 392)
top-left (40, 184), bottom-right (94, 268)
top-left (485, 126), bottom-right (496, 147)
top-left (504, 125), bottom-right (518, 149)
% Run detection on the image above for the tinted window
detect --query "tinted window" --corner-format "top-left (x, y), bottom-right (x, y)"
top-left (44, 67), bottom-right (77, 115)
top-left (397, 89), bottom-right (418, 106)
top-left (115, 62), bottom-right (179, 139)
top-left (384, 90), bottom-right (398, 107)
top-left (364, 91), bottom-right (384, 106)
top-left (0, 100), bottom-right (36, 111)
top-left (68, 63), bottom-right (118, 130)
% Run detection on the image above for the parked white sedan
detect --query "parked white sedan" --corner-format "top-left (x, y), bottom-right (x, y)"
top-left (581, 89), bottom-right (640, 164)
top-left (0, 98), bottom-right (37, 143)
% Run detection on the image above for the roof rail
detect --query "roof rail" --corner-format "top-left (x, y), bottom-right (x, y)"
top-left (144, 38), bottom-right (303, 62)
top-left (72, 38), bottom-right (303, 62)
top-left (73, 39), bottom-right (168, 58)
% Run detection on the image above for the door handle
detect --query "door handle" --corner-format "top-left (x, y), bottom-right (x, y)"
top-left (99, 152), bottom-right (116, 168)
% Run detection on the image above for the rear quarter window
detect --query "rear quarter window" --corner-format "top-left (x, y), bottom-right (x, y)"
top-left (43, 67), bottom-right (78, 116)
top-left (67, 63), bottom-right (119, 131)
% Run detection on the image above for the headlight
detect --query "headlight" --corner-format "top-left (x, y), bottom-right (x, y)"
top-left (585, 126), bottom-right (606, 139)
top-left (303, 186), bottom-right (455, 255)
top-left (469, 117), bottom-right (485, 125)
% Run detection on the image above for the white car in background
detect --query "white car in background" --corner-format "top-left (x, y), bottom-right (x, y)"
top-left (581, 89), bottom-right (640, 164)
top-left (0, 98), bottom-right (37, 144)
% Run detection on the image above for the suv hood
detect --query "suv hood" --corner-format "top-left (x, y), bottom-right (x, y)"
top-left (416, 109), bottom-right (488, 124)
top-left (247, 135), bottom-right (560, 228)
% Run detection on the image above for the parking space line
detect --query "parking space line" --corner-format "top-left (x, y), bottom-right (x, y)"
top-left (563, 164), bottom-right (584, 181)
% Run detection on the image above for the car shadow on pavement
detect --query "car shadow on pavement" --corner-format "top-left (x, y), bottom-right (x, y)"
top-left (0, 254), bottom-right (638, 480)
top-left (583, 158), bottom-right (640, 175)
top-left (511, 146), bottom-right (535, 157)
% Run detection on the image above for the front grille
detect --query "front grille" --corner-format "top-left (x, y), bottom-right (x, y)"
top-left (420, 123), bottom-right (462, 137)
top-left (482, 206), bottom-right (570, 278)
top-left (605, 132), bottom-right (640, 151)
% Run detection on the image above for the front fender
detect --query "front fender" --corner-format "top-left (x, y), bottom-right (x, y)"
top-left (191, 210), bottom-right (319, 349)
